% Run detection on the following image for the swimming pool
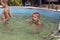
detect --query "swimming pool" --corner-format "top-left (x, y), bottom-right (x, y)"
top-left (0, 7), bottom-right (60, 40)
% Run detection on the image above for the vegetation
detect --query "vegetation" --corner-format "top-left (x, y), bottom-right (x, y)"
top-left (8, 0), bottom-right (23, 6)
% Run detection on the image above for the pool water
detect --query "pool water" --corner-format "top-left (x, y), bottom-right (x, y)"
top-left (0, 8), bottom-right (60, 40)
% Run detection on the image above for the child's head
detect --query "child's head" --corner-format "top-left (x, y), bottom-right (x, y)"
top-left (1, 0), bottom-right (8, 7)
top-left (32, 12), bottom-right (40, 22)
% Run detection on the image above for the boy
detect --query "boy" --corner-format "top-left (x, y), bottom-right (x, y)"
top-left (29, 12), bottom-right (43, 34)
top-left (1, 0), bottom-right (12, 24)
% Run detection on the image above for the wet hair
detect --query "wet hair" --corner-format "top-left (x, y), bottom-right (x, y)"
top-left (33, 12), bottom-right (40, 19)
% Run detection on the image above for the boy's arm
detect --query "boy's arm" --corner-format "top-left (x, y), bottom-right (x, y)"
top-left (9, 12), bottom-right (13, 17)
top-left (8, 9), bottom-right (13, 18)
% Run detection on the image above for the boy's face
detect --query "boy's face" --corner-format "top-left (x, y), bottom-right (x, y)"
top-left (32, 14), bottom-right (39, 22)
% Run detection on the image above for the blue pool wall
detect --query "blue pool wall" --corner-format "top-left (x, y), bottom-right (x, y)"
top-left (0, 8), bottom-right (60, 20)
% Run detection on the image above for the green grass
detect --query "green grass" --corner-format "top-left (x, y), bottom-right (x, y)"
top-left (0, 14), bottom-right (59, 40)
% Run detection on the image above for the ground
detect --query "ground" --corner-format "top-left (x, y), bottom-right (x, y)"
top-left (40, 4), bottom-right (60, 10)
